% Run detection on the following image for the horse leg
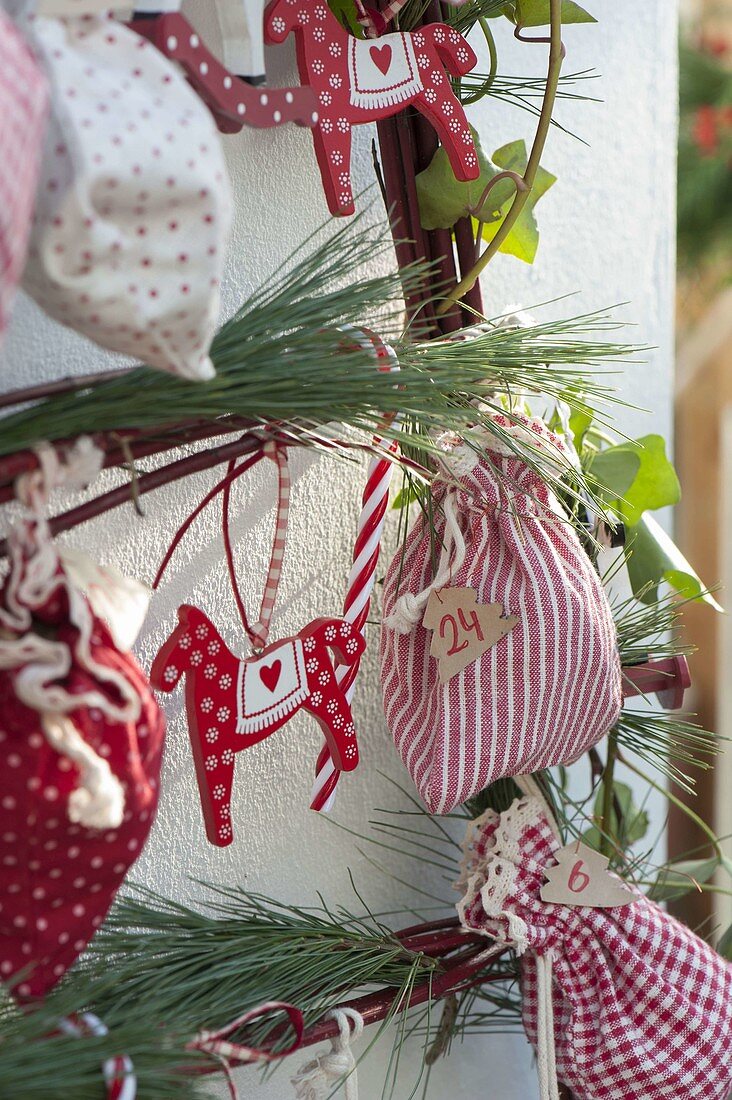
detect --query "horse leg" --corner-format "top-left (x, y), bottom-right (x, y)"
top-left (305, 666), bottom-right (359, 772)
top-left (413, 83), bottom-right (479, 182)
top-left (185, 683), bottom-right (237, 847)
top-left (311, 122), bottom-right (355, 216)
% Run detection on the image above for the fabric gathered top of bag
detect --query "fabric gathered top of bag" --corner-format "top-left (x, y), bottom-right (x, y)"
top-left (0, 439), bottom-right (147, 830)
top-left (384, 413), bottom-right (574, 636)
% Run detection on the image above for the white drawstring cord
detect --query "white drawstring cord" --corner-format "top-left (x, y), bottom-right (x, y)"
top-left (384, 490), bottom-right (466, 634)
top-left (292, 1008), bottom-right (363, 1100)
top-left (535, 950), bottom-right (560, 1100)
top-left (41, 713), bottom-right (125, 829)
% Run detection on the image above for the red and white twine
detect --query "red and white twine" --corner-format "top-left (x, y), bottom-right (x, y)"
top-left (58, 1013), bottom-right (136, 1100)
top-left (222, 439), bottom-right (291, 653)
top-left (188, 1000), bottom-right (304, 1100)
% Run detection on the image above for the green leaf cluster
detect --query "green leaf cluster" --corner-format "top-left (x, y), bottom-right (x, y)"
top-left (415, 135), bottom-right (555, 264)
top-left (587, 429), bottom-right (720, 609)
top-left (582, 781), bottom-right (650, 853)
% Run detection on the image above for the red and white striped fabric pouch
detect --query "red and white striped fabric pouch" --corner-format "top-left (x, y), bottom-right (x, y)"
top-left (0, 8), bottom-right (48, 342)
top-left (380, 413), bottom-right (622, 813)
top-left (457, 792), bottom-right (732, 1100)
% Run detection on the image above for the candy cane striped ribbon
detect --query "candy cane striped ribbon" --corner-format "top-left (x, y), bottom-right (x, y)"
top-left (310, 328), bottom-right (400, 812)
top-left (249, 441), bottom-right (290, 652)
top-left (188, 1000), bottom-right (304, 1100)
top-left (58, 1013), bottom-right (136, 1100)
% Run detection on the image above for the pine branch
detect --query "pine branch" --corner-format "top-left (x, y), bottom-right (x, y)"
top-left (0, 978), bottom-right (204, 1099)
top-left (81, 883), bottom-right (490, 1045)
top-left (0, 218), bottom-right (639, 471)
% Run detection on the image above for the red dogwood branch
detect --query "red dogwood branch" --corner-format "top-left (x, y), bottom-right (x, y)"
top-left (0, 432), bottom-right (268, 557)
top-left (0, 416), bottom-right (261, 499)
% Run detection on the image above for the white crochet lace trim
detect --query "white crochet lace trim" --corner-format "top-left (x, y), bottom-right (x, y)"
top-left (456, 796), bottom-right (548, 952)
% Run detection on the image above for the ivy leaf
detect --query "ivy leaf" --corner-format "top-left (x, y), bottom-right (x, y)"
top-left (391, 482), bottom-right (428, 510)
top-left (625, 513), bottom-right (723, 610)
top-left (569, 407), bottom-right (593, 451)
top-left (416, 129), bottom-right (501, 231)
top-left (501, 0), bottom-right (596, 25)
top-left (582, 781), bottom-right (650, 852)
top-left (590, 435), bottom-right (681, 526)
top-left (590, 448), bottom-right (640, 508)
top-left (416, 136), bottom-right (555, 265)
top-left (648, 857), bottom-right (719, 902)
top-left (475, 140), bottom-right (556, 264)
top-left (327, 0), bottom-right (366, 37)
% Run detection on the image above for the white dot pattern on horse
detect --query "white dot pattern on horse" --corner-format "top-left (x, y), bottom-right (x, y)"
top-left (457, 797), bottom-right (732, 1100)
top-left (18, 10), bottom-right (232, 380)
top-left (264, 0), bottom-right (479, 216)
top-left (380, 413), bottom-right (623, 814)
top-left (151, 607), bottom-right (365, 846)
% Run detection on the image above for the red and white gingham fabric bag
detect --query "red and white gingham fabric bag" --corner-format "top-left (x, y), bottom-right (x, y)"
top-left (0, 8), bottom-right (48, 342)
top-left (380, 414), bottom-right (622, 814)
top-left (457, 793), bottom-right (732, 1100)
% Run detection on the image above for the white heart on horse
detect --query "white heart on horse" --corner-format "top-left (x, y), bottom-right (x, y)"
top-left (369, 43), bottom-right (392, 75)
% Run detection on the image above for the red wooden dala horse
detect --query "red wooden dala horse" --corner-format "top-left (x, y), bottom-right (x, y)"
top-left (151, 605), bottom-right (365, 846)
top-left (130, 10), bottom-right (319, 134)
top-left (264, 0), bottom-right (480, 214)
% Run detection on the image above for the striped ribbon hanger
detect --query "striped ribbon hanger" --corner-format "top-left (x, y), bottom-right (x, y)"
top-left (222, 440), bottom-right (290, 653)
top-left (153, 437), bottom-right (290, 655)
top-left (352, 0), bottom-right (410, 38)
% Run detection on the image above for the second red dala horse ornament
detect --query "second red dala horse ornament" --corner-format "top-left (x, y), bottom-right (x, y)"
top-left (150, 442), bottom-right (365, 847)
top-left (264, 0), bottom-right (479, 215)
top-left (152, 606), bottom-right (363, 846)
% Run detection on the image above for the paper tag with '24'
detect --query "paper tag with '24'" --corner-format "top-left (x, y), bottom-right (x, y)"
top-left (423, 587), bottom-right (518, 684)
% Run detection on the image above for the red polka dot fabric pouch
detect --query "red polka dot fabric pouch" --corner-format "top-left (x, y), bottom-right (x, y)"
top-left (12, 3), bottom-right (232, 380)
top-left (456, 794), bottom-right (732, 1100)
top-left (0, 452), bottom-right (164, 1000)
top-left (0, 7), bottom-right (48, 342)
top-left (380, 414), bottom-right (622, 814)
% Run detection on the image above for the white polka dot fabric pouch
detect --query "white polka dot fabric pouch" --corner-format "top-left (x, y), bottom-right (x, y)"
top-left (15, 5), bottom-right (233, 380)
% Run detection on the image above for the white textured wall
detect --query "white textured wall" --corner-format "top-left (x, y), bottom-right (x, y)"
top-left (0, 3), bottom-right (677, 1097)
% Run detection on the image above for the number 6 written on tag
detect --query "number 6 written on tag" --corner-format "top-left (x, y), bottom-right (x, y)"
top-left (540, 840), bottom-right (636, 909)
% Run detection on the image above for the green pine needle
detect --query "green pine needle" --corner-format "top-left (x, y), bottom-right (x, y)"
top-left (0, 978), bottom-right (203, 1099)
top-left (0, 218), bottom-right (639, 479)
top-left (83, 883), bottom-right (438, 1045)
